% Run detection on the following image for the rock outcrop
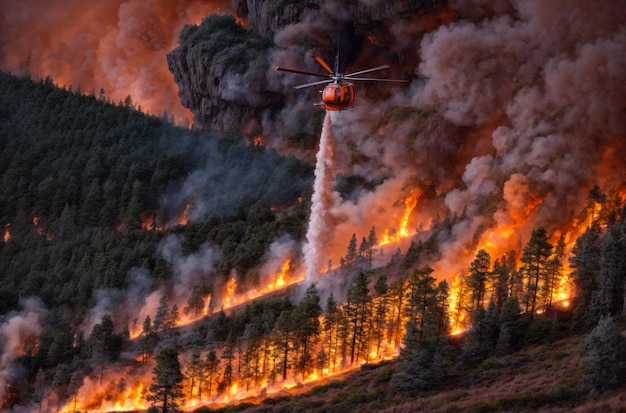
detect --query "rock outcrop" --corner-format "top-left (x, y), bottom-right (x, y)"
top-left (168, 0), bottom-right (446, 134)
top-left (167, 15), bottom-right (284, 133)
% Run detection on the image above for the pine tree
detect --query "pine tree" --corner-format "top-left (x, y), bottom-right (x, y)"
top-left (205, 350), bottom-right (220, 398)
top-left (373, 275), bottom-right (388, 357)
top-left (68, 370), bottom-right (84, 413)
top-left (272, 309), bottom-right (295, 381)
top-left (462, 301), bottom-right (500, 366)
top-left (185, 351), bottom-right (201, 399)
top-left (154, 294), bottom-right (170, 338)
top-left (139, 315), bottom-right (154, 363)
top-left (185, 285), bottom-right (208, 317)
top-left (390, 321), bottom-right (445, 396)
top-left (358, 236), bottom-right (369, 259)
top-left (597, 228), bottom-right (624, 316)
top-left (520, 227), bottom-right (553, 321)
top-left (345, 233), bottom-right (358, 265)
top-left (580, 316), bottom-right (625, 393)
top-left (294, 284), bottom-right (322, 380)
top-left (388, 279), bottom-right (406, 349)
top-left (497, 297), bottom-right (522, 354)
top-left (468, 249), bottom-right (491, 313)
top-left (146, 347), bottom-right (185, 413)
top-left (33, 368), bottom-right (46, 413)
top-left (404, 265), bottom-right (437, 342)
top-left (347, 271), bottom-right (370, 364)
top-left (367, 226), bottom-right (378, 265)
top-left (434, 280), bottom-right (450, 338)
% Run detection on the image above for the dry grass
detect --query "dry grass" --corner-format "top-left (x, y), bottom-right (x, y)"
top-left (203, 332), bottom-right (625, 413)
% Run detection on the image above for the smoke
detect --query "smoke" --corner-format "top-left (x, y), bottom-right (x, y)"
top-left (159, 234), bottom-right (222, 304)
top-left (80, 235), bottom-right (222, 338)
top-left (268, 0), bottom-right (626, 285)
top-left (0, 298), bottom-right (47, 401)
top-left (0, 0), bottom-right (231, 123)
top-left (259, 235), bottom-right (299, 282)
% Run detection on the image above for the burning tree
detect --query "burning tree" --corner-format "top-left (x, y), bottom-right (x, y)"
top-left (147, 347), bottom-right (185, 413)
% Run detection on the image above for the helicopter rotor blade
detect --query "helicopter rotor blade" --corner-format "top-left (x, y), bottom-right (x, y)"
top-left (294, 79), bottom-right (334, 89)
top-left (344, 77), bottom-right (409, 83)
top-left (345, 65), bottom-right (391, 77)
top-left (312, 55), bottom-right (334, 75)
top-left (275, 66), bottom-right (330, 79)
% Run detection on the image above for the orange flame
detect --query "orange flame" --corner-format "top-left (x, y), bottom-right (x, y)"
top-left (3, 222), bottom-right (9, 242)
top-left (274, 259), bottom-right (290, 288)
top-left (379, 189), bottom-right (421, 246)
top-left (223, 277), bottom-right (237, 309)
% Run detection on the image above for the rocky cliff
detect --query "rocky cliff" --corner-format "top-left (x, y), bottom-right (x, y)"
top-left (167, 0), bottom-right (446, 137)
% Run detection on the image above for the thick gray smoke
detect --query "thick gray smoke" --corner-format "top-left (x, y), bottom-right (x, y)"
top-left (0, 298), bottom-right (47, 401)
top-left (273, 0), bottom-right (626, 280)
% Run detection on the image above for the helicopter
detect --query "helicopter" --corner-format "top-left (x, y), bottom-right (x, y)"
top-left (275, 51), bottom-right (408, 111)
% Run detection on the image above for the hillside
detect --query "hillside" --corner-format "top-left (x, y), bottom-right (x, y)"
top-left (0, 71), bottom-right (312, 313)
top-left (206, 326), bottom-right (626, 413)
top-left (1, 0), bottom-right (626, 412)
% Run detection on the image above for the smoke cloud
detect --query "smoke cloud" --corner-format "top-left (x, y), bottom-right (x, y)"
top-left (80, 235), bottom-right (222, 338)
top-left (269, 0), bottom-right (626, 282)
top-left (0, 0), bottom-right (231, 123)
top-left (0, 298), bottom-right (47, 401)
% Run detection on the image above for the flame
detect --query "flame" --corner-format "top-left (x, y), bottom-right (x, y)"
top-left (447, 272), bottom-right (468, 334)
top-left (2, 222), bottom-right (9, 242)
top-left (140, 203), bottom-right (190, 231)
top-left (274, 259), bottom-right (290, 288)
top-left (379, 189), bottom-right (421, 246)
top-left (59, 364), bottom-right (152, 412)
top-left (223, 276), bottom-right (237, 309)
top-left (220, 259), bottom-right (303, 312)
top-left (179, 203), bottom-right (190, 226)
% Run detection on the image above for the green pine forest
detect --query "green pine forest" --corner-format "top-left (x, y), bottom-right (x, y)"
top-left (1, 72), bottom-right (625, 412)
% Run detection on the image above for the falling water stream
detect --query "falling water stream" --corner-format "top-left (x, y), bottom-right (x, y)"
top-left (303, 111), bottom-right (337, 281)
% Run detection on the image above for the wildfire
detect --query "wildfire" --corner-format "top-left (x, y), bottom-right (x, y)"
top-left (223, 277), bottom-right (237, 309)
top-left (2, 222), bottom-right (9, 242)
top-left (59, 365), bottom-right (151, 413)
top-left (274, 259), bottom-right (290, 288)
top-left (379, 189), bottom-right (421, 246)
top-left (140, 203), bottom-right (191, 231)
top-left (32, 217), bottom-right (44, 235)
top-left (218, 259), bottom-right (304, 312)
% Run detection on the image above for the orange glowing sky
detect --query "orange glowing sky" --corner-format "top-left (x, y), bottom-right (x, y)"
top-left (0, 0), bottom-right (231, 124)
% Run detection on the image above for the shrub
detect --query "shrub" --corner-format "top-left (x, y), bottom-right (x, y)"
top-left (524, 317), bottom-right (558, 345)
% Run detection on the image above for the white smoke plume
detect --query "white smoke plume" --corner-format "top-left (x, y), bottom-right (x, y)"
top-left (159, 234), bottom-right (222, 304)
top-left (0, 298), bottom-right (47, 401)
top-left (80, 268), bottom-right (152, 337)
top-left (259, 235), bottom-right (299, 283)
top-left (80, 235), bottom-right (222, 338)
top-left (304, 111), bottom-right (341, 280)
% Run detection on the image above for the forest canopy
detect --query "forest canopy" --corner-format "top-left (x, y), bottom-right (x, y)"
top-left (0, 71), bottom-right (312, 314)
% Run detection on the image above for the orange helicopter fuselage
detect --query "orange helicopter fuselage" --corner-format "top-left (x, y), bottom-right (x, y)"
top-left (321, 82), bottom-right (355, 111)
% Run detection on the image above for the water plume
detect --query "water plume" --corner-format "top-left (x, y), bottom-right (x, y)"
top-left (304, 111), bottom-right (339, 281)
